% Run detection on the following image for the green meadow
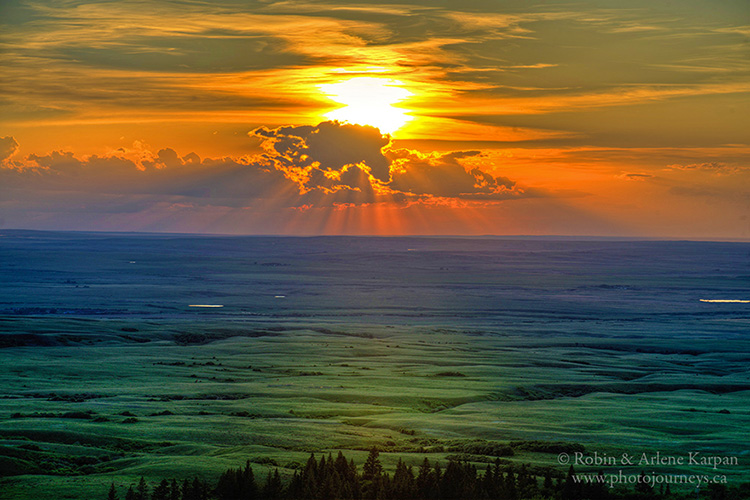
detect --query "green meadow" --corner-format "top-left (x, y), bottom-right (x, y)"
top-left (1, 316), bottom-right (748, 499)
top-left (1, 233), bottom-right (749, 498)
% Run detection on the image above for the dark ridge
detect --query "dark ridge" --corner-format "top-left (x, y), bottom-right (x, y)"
top-left (1, 308), bottom-right (129, 316)
top-left (10, 411), bottom-right (95, 420)
top-left (0, 430), bottom-right (173, 452)
top-left (148, 393), bottom-right (251, 401)
top-left (173, 330), bottom-right (279, 345)
top-left (509, 440), bottom-right (586, 454)
top-left (0, 334), bottom-right (59, 348)
top-left (433, 371), bottom-right (467, 377)
top-left (312, 327), bottom-right (375, 339)
top-left (493, 383), bottom-right (750, 401)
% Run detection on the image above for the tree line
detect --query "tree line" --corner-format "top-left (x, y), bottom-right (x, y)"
top-left (106, 448), bottom-right (750, 500)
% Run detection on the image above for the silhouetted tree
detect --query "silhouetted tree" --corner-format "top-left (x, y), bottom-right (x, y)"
top-left (562, 465), bottom-right (581, 500)
top-left (152, 479), bottom-right (170, 500)
top-left (192, 477), bottom-right (209, 500)
top-left (106, 449), bottom-right (735, 500)
top-left (262, 469), bottom-right (283, 500)
top-left (180, 477), bottom-right (208, 500)
top-left (217, 462), bottom-right (256, 500)
top-left (180, 479), bottom-right (190, 500)
top-left (136, 477), bottom-right (148, 500)
top-left (390, 459), bottom-right (415, 500)
top-left (634, 470), bottom-right (654, 498)
top-left (287, 471), bottom-right (303, 500)
top-left (362, 448), bottom-right (384, 500)
top-left (415, 458), bottom-right (440, 500)
top-left (300, 453), bottom-right (318, 499)
top-left (363, 448), bottom-right (383, 481)
top-left (169, 479), bottom-right (180, 500)
top-left (440, 460), bottom-right (463, 500)
top-left (478, 464), bottom-right (494, 499)
top-left (587, 470), bottom-right (609, 500)
top-left (542, 468), bottom-right (554, 498)
top-left (505, 465), bottom-right (518, 500)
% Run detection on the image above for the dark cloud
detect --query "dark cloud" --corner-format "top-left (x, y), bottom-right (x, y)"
top-left (1, 122), bottom-right (528, 228)
top-left (0, 136), bottom-right (20, 161)
top-left (387, 148), bottom-right (519, 200)
top-left (253, 121), bottom-right (391, 184)
top-left (668, 185), bottom-right (723, 198)
top-left (667, 162), bottom-right (744, 175)
top-left (152, 148), bottom-right (185, 169)
top-left (300, 164), bottom-right (379, 206)
top-left (253, 121), bottom-right (524, 203)
top-left (617, 172), bottom-right (655, 181)
top-left (0, 147), bottom-right (290, 207)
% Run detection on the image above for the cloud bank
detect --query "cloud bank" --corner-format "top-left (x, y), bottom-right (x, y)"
top-left (0, 121), bottom-right (528, 231)
top-left (250, 121), bottom-right (523, 205)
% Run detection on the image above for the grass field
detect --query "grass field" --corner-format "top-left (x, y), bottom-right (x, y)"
top-left (1, 232), bottom-right (749, 498)
top-left (2, 318), bottom-right (749, 499)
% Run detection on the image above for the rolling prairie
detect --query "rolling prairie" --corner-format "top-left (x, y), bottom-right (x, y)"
top-left (1, 231), bottom-right (749, 498)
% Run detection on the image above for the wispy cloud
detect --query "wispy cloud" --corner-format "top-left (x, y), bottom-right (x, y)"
top-left (666, 162), bottom-right (746, 175)
top-left (617, 172), bottom-right (655, 181)
top-left (3, 0), bottom-right (748, 141)
top-left (1, 0), bottom-right (748, 237)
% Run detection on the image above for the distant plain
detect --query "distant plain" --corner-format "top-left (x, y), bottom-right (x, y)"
top-left (1, 231), bottom-right (749, 498)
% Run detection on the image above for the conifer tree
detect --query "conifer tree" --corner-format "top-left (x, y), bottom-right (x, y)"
top-left (363, 448), bottom-right (383, 481)
top-left (362, 448), bottom-right (383, 500)
top-left (301, 452), bottom-right (318, 498)
top-left (169, 479), bottom-right (180, 500)
top-left (243, 461), bottom-right (257, 500)
top-left (216, 467), bottom-right (238, 500)
top-left (180, 479), bottom-right (190, 500)
top-left (287, 471), bottom-right (303, 500)
top-left (152, 479), bottom-right (170, 500)
top-left (480, 464), bottom-right (495, 499)
top-left (135, 477), bottom-right (148, 500)
top-left (561, 465), bottom-right (580, 500)
top-left (440, 460), bottom-right (463, 500)
top-left (589, 470), bottom-right (609, 500)
top-left (190, 477), bottom-right (208, 500)
top-left (335, 451), bottom-right (350, 481)
top-left (263, 469), bottom-right (283, 500)
top-left (392, 459), bottom-right (415, 500)
top-left (505, 466), bottom-right (518, 500)
top-left (543, 469), bottom-right (553, 491)
top-left (419, 458), bottom-right (441, 500)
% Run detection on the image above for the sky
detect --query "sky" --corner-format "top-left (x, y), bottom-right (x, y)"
top-left (1, 0), bottom-right (749, 237)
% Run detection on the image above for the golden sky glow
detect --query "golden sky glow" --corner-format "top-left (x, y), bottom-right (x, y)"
top-left (0, 0), bottom-right (748, 237)
top-left (320, 77), bottom-right (413, 134)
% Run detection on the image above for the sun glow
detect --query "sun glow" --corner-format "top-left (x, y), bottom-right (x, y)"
top-left (319, 77), bottom-right (413, 135)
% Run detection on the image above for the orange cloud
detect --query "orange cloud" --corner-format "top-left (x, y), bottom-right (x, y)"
top-left (0, 137), bottom-right (20, 162)
top-left (1, 123), bottom-right (527, 216)
top-left (251, 121), bottom-right (526, 204)
top-left (666, 162), bottom-right (745, 175)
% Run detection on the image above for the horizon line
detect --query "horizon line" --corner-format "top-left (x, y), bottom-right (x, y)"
top-left (1, 228), bottom-right (749, 244)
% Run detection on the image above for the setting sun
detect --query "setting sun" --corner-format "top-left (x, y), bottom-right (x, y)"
top-left (319, 77), bottom-right (413, 135)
